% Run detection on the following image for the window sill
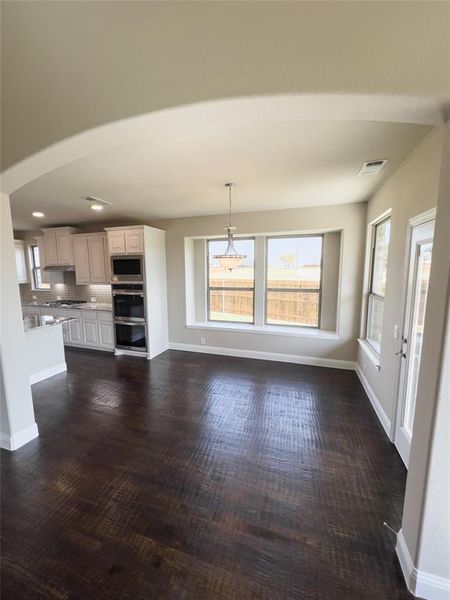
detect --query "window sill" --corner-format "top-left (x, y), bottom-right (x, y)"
top-left (357, 338), bottom-right (381, 370)
top-left (187, 321), bottom-right (339, 340)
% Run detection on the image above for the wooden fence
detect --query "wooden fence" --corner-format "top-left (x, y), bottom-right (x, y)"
top-left (210, 278), bottom-right (319, 325)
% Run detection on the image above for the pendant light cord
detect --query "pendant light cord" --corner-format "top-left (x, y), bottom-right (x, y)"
top-left (228, 184), bottom-right (232, 228)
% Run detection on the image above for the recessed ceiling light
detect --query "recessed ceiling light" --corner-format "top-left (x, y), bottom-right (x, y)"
top-left (32, 211), bottom-right (44, 218)
top-left (90, 204), bottom-right (104, 211)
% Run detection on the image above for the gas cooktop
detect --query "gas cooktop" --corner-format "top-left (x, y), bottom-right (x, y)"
top-left (43, 300), bottom-right (87, 307)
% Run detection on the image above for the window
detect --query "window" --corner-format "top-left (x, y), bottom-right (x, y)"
top-left (366, 217), bottom-right (391, 353)
top-left (266, 235), bottom-right (323, 327)
top-left (207, 238), bottom-right (255, 323)
top-left (30, 244), bottom-right (50, 290)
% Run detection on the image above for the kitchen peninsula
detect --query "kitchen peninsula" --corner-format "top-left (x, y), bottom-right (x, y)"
top-left (24, 315), bottom-right (76, 384)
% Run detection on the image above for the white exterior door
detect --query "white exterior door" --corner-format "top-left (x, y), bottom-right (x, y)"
top-left (395, 218), bottom-right (435, 467)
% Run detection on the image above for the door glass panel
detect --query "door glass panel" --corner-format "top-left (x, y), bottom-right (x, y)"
top-left (403, 242), bottom-right (432, 436)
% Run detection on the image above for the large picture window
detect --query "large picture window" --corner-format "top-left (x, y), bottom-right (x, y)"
top-left (266, 235), bottom-right (323, 327)
top-left (366, 217), bottom-right (391, 353)
top-left (207, 238), bottom-right (255, 323)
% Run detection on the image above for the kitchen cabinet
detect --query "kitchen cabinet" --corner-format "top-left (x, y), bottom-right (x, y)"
top-left (22, 305), bottom-right (114, 352)
top-left (68, 319), bottom-right (83, 344)
top-left (106, 227), bottom-right (144, 255)
top-left (73, 233), bottom-right (110, 284)
top-left (82, 320), bottom-right (99, 346)
top-left (36, 237), bottom-right (64, 284)
top-left (41, 227), bottom-right (78, 266)
top-left (98, 321), bottom-right (115, 349)
top-left (14, 240), bottom-right (29, 284)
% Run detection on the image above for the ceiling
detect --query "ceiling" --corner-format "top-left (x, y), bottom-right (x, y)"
top-left (10, 120), bottom-right (431, 230)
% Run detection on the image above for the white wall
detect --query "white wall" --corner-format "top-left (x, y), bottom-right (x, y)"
top-left (152, 202), bottom-right (366, 363)
top-left (357, 127), bottom-right (444, 424)
top-left (0, 194), bottom-right (38, 450)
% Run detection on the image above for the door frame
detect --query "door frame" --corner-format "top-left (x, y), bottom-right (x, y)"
top-left (391, 207), bottom-right (436, 462)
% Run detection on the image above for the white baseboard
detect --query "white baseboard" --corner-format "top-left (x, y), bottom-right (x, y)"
top-left (355, 363), bottom-right (391, 439)
top-left (30, 362), bottom-right (67, 385)
top-left (397, 529), bottom-right (450, 599)
top-left (168, 342), bottom-right (356, 370)
top-left (0, 422), bottom-right (39, 451)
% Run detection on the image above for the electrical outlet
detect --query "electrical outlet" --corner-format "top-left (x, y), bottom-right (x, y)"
top-left (200, 336), bottom-right (206, 345)
top-left (393, 324), bottom-right (399, 339)
top-left (90, 297), bottom-right (96, 303)
top-left (32, 295), bottom-right (37, 300)
top-left (56, 295), bottom-right (61, 300)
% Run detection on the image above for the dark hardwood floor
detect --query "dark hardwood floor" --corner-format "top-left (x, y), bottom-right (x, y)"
top-left (1, 348), bottom-right (411, 599)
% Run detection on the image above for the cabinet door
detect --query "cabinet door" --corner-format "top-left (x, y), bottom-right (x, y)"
top-left (82, 320), bottom-right (99, 346)
top-left (88, 235), bottom-right (107, 283)
top-left (108, 231), bottom-right (126, 254)
top-left (23, 306), bottom-right (40, 316)
top-left (62, 323), bottom-right (70, 343)
top-left (98, 322), bottom-right (114, 349)
top-left (56, 231), bottom-right (74, 264)
top-left (44, 232), bottom-right (58, 265)
top-left (37, 237), bottom-right (64, 284)
top-left (73, 237), bottom-right (91, 284)
top-left (15, 241), bottom-right (29, 283)
top-left (68, 319), bottom-right (83, 345)
top-left (125, 230), bottom-right (144, 254)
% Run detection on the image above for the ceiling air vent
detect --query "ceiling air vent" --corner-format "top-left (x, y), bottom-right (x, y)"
top-left (358, 159), bottom-right (389, 176)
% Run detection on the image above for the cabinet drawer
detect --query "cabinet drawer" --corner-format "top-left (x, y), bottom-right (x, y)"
top-left (81, 310), bottom-right (97, 320)
top-left (97, 311), bottom-right (113, 322)
top-left (65, 309), bottom-right (82, 319)
top-left (41, 307), bottom-right (67, 317)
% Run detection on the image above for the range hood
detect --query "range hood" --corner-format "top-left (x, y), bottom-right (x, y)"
top-left (43, 265), bottom-right (75, 272)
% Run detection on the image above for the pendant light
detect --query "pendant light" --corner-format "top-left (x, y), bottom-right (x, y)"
top-left (214, 183), bottom-right (246, 271)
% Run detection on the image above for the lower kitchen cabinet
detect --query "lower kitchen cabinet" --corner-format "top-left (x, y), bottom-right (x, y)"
top-left (68, 319), bottom-right (83, 344)
top-left (82, 320), bottom-right (99, 346)
top-left (98, 321), bottom-right (115, 349)
top-left (22, 305), bottom-right (114, 352)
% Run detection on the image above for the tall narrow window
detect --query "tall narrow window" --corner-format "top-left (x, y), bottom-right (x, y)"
top-left (366, 217), bottom-right (391, 353)
top-left (207, 238), bottom-right (255, 323)
top-left (266, 235), bottom-right (323, 327)
top-left (30, 244), bottom-right (49, 290)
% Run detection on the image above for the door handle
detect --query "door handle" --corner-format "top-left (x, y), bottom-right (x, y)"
top-left (395, 350), bottom-right (406, 358)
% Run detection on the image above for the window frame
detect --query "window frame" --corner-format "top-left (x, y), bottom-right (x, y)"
top-left (206, 237), bottom-right (256, 324)
top-left (365, 215), bottom-right (391, 354)
top-left (29, 243), bottom-right (49, 290)
top-left (264, 233), bottom-right (324, 329)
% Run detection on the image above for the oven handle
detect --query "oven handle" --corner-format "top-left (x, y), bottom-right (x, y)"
top-left (114, 320), bottom-right (146, 326)
top-left (112, 291), bottom-right (144, 296)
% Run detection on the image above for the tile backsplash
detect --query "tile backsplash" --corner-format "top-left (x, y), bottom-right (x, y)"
top-left (20, 271), bottom-right (112, 304)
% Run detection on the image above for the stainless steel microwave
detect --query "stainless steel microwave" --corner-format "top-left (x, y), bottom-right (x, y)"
top-left (111, 255), bottom-right (144, 282)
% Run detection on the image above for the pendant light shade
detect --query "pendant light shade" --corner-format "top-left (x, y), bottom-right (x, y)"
top-left (214, 183), bottom-right (246, 271)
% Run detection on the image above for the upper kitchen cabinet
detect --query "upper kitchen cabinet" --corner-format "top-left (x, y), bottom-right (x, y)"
top-left (106, 227), bottom-right (144, 255)
top-left (73, 233), bottom-right (110, 284)
top-left (14, 240), bottom-right (29, 284)
top-left (41, 227), bottom-right (78, 266)
top-left (36, 237), bottom-right (64, 284)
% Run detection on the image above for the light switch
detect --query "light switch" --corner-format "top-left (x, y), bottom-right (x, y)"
top-left (394, 324), bottom-right (399, 339)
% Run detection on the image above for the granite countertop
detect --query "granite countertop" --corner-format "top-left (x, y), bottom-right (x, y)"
top-left (22, 301), bottom-right (112, 312)
top-left (24, 315), bottom-right (77, 332)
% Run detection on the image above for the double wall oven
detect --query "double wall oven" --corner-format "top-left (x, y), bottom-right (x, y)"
top-left (112, 283), bottom-right (147, 353)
